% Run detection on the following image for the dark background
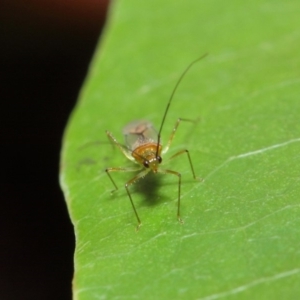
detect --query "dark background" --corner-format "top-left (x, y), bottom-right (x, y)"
top-left (1, 1), bottom-right (109, 299)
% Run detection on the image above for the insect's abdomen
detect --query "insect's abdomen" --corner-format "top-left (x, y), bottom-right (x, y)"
top-left (123, 120), bottom-right (158, 150)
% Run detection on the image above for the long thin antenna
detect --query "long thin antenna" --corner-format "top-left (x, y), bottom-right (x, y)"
top-left (156, 53), bottom-right (208, 156)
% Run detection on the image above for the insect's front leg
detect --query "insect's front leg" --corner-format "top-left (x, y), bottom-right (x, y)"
top-left (124, 168), bottom-right (150, 230)
top-left (105, 166), bottom-right (141, 193)
top-left (157, 168), bottom-right (183, 223)
top-left (167, 149), bottom-right (199, 180)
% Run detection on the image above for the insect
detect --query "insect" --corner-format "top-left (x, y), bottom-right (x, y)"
top-left (105, 54), bottom-right (207, 229)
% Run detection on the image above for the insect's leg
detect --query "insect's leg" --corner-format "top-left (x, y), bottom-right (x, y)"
top-left (163, 118), bottom-right (198, 154)
top-left (167, 149), bottom-right (198, 180)
top-left (160, 150), bottom-right (200, 223)
top-left (157, 169), bottom-right (183, 223)
top-left (105, 166), bottom-right (141, 193)
top-left (125, 169), bottom-right (150, 230)
top-left (106, 130), bottom-right (133, 161)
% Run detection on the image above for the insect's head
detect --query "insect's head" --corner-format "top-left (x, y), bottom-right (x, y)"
top-left (143, 154), bottom-right (162, 173)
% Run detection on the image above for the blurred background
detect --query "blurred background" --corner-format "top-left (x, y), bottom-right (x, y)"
top-left (1, 0), bottom-right (109, 299)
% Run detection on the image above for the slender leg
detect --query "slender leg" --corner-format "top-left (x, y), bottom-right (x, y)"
top-left (163, 118), bottom-right (198, 154)
top-left (157, 169), bottom-right (183, 223)
top-left (105, 131), bottom-right (148, 229)
top-left (124, 169), bottom-right (150, 230)
top-left (106, 130), bottom-right (133, 161)
top-left (167, 149), bottom-right (197, 180)
top-left (106, 167), bottom-right (149, 230)
top-left (105, 166), bottom-right (141, 193)
top-left (159, 148), bottom-right (200, 223)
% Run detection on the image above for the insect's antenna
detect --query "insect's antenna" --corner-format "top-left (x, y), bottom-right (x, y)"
top-left (155, 53), bottom-right (208, 156)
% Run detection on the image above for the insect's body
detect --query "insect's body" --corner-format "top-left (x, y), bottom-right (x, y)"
top-left (123, 120), bottom-right (162, 172)
top-left (105, 54), bottom-right (207, 229)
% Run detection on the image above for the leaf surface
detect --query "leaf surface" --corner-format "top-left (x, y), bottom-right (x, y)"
top-left (60, 0), bottom-right (300, 299)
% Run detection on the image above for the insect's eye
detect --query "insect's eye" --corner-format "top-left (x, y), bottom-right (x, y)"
top-left (157, 156), bottom-right (162, 163)
top-left (143, 160), bottom-right (149, 168)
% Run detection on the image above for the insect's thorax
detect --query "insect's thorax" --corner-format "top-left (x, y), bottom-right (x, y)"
top-left (132, 143), bottom-right (162, 171)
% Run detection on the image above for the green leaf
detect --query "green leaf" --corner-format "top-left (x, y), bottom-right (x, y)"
top-left (60, 0), bottom-right (300, 299)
